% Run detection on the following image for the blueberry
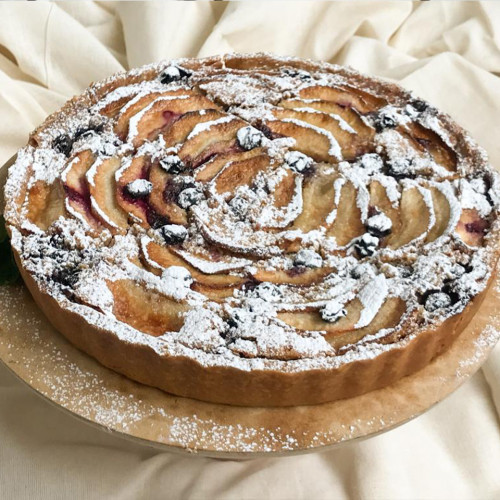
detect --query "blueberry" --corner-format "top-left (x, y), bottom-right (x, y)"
top-left (159, 155), bottom-right (185, 174)
top-left (236, 126), bottom-right (265, 150)
top-left (411, 99), bottom-right (428, 112)
top-left (74, 129), bottom-right (93, 141)
top-left (282, 68), bottom-right (312, 80)
top-left (159, 65), bottom-right (192, 85)
top-left (125, 179), bottom-right (153, 199)
top-left (53, 135), bottom-right (73, 156)
top-left (229, 196), bottom-right (249, 219)
top-left (365, 213), bottom-right (392, 238)
top-left (284, 151), bottom-right (313, 173)
top-left (386, 158), bottom-right (413, 178)
top-left (49, 233), bottom-right (68, 250)
top-left (51, 266), bottom-right (80, 288)
top-left (74, 123), bottom-right (104, 141)
top-left (177, 187), bottom-right (204, 209)
top-left (359, 153), bottom-right (384, 172)
top-left (147, 213), bottom-right (169, 230)
top-left (424, 291), bottom-right (452, 312)
top-left (294, 249), bottom-right (323, 269)
top-left (449, 263), bottom-right (466, 278)
top-left (354, 234), bottom-right (379, 258)
top-left (160, 224), bottom-right (188, 245)
top-left (320, 301), bottom-right (347, 323)
top-left (373, 112), bottom-right (398, 133)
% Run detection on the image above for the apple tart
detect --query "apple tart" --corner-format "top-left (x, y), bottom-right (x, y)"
top-left (4, 54), bottom-right (500, 406)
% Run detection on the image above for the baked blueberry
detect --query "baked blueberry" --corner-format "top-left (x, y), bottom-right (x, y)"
top-left (125, 179), bottom-right (153, 199)
top-left (159, 155), bottom-right (185, 174)
top-left (411, 99), bottom-right (428, 112)
top-left (74, 122), bottom-right (104, 141)
top-left (373, 111), bottom-right (398, 132)
top-left (294, 249), bottom-right (323, 269)
top-left (160, 224), bottom-right (188, 245)
top-left (53, 134), bottom-right (73, 156)
top-left (178, 187), bottom-right (204, 209)
top-left (159, 65), bottom-right (192, 85)
top-left (366, 212), bottom-right (392, 238)
top-left (424, 291), bottom-right (452, 312)
top-left (321, 300), bottom-right (347, 323)
top-left (147, 213), bottom-right (169, 230)
top-left (282, 68), bottom-right (312, 80)
top-left (236, 126), bottom-right (265, 150)
top-left (51, 266), bottom-right (80, 288)
top-left (449, 263), bottom-right (466, 278)
top-left (229, 196), bottom-right (249, 219)
top-left (386, 157), bottom-right (413, 178)
top-left (354, 233), bottom-right (379, 258)
top-left (284, 151), bottom-right (313, 173)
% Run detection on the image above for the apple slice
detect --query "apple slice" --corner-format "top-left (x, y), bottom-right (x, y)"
top-left (162, 109), bottom-right (226, 147)
top-left (279, 99), bottom-right (375, 158)
top-left (145, 241), bottom-right (247, 288)
top-left (368, 180), bottom-right (401, 246)
top-left (178, 117), bottom-right (247, 168)
top-left (291, 169), bottom-right (337, 232)
top-left (386, 187), bottom-right (430, 249)
top-left (272, 107), bottom-right (360, 160)
top-left (278, 297), bottom-right (406, 350)
top-left (26, 180), bottom-right (66, 231)
top-left (87, 157), bottom-right (128, 231)
top-left (278, 298), bottom-right (361, 335)
top-left (115, 155), bottom-right (151, 227)
top-left (264, 119), bottom-right (340, 163)
top-left (109, 279), bottom-right (189, 335)
top-left (327, 181), bottom-right (365, 246)
top-left (425, 186), bottom-right (451, 243)
top-left (327, 297), bottom-right (406, 349)
top-left (191, 283), bottom-right (238, 302)
top-left (403, 122), bottom-right (456, 172)
top-left (114, 89), bottom-right (198, 139)
top-left (195, 148), bottom-right (266, 182)
top-left (213, 154), bottom-right (271, 196)
top-left (280, 99), bottom-right (374, 136)
top-left (253, 266), bottom-right (333, 286)
top-left (455, 208), bottom-right (489, 247)
top-left (61, 150), bottom-right (100, 228)
top-left (273, 168), bottom-right (297, 209)
top-left (148, 163), bottom-right (188, 225)
top-left (298, 85), bottom-right (387, 113)
top-left (128, 94), bottom-right (217, 147)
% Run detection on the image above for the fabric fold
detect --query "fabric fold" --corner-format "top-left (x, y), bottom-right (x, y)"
top-left (0, 2), bottom-right (499, 499)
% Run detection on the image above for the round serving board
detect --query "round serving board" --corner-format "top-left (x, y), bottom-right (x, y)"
top-left (1, 155), bottom-right (499, 458)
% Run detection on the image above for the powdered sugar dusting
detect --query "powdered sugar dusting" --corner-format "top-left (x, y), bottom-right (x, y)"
top-left (3, 52), bottom-right (500, 383)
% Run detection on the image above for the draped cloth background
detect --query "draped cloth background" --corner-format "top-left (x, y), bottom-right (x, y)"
top-left (1, 2), bottom-right (500, 498)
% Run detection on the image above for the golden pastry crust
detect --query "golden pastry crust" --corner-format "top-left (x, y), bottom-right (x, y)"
top-left (4, 53), bottom-right (500, 406)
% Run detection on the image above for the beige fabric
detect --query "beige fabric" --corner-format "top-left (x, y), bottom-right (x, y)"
top-left (1, 1), bottom-right (499, 498)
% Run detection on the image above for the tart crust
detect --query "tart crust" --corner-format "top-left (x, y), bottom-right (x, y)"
top-left (15, 257), bottom-right (494, 406)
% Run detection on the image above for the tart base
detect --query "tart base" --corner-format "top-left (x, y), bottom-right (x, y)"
top-left (0, 269), bottom-right (498, 456)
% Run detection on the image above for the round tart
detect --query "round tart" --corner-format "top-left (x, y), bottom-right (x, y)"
top-left (4, 54), bottom-right (500, 407)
